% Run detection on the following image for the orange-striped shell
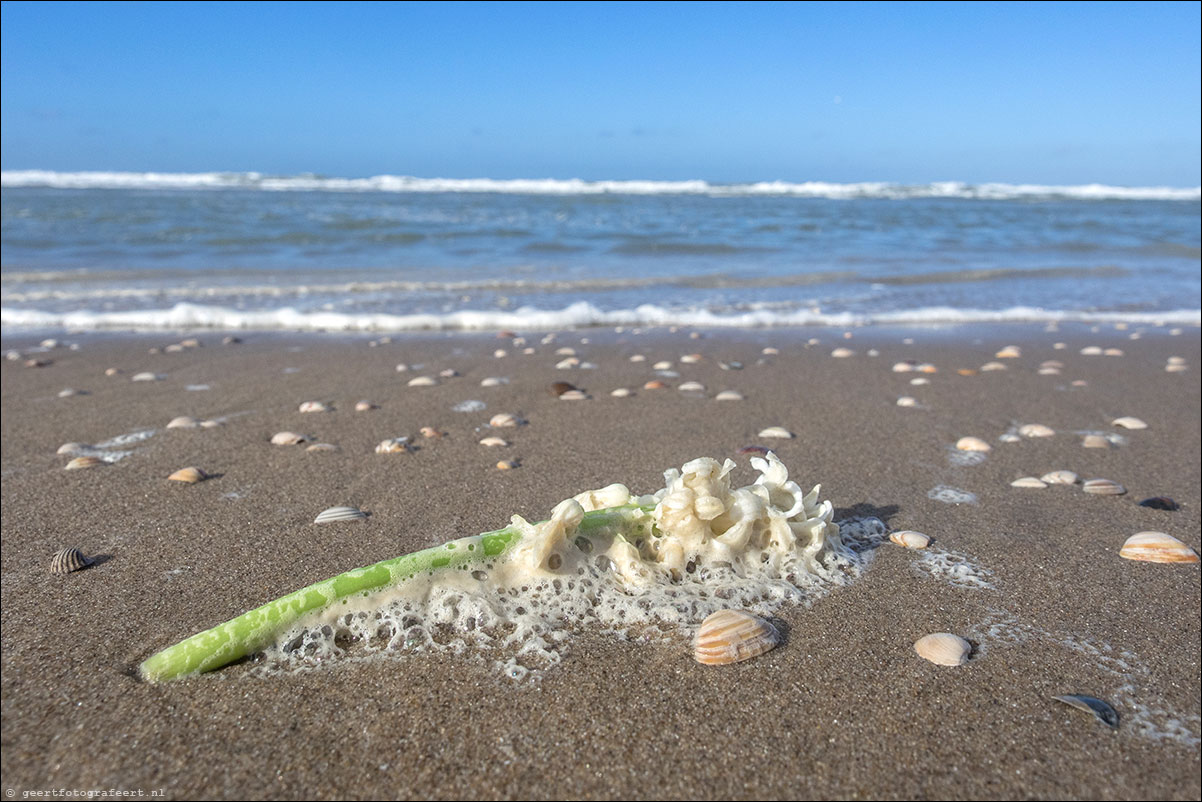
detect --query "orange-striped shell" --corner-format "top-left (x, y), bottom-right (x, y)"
top-left (694, 610), bottom-right (779, 665)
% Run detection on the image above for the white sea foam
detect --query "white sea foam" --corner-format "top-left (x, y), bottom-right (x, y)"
top-left (3, 301), bottom-right (1199, 334)
top-left (4, 170), bottom-right (1199, 201)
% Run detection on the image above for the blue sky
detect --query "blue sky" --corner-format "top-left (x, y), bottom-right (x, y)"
top-left (2, 1), bottom-right (1199, 185)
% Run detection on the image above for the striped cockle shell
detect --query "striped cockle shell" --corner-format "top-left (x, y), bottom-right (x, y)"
top-left (167, 416), bottom-right (200, 429)
top-left (914, 633), bottom-right (971, 666)
top-left (694, 609), bottom-right (780, 665)
top-left (1082, 478), bottom-right (1125, 495)
top-left (51, 548), bottom-right (92, 575)
top-left (314, 506), bottom-right (367, 524)
top-left (889, 530), bottom-right (930, 549)
top-left (65, 456), bottom-right (104, 470)
top-left (1119, 532), bottom-right (1199, 564)
top-left (956, 436), bottom-right (991, 452)
top-left (758, 426), bottom-right (794, 439)
top-left (1111, 416), bottom-right (1147, 430)
top-left (271, 431), bottom-right (308, 445)
top-left (167, 467), bottom-right (206, 484)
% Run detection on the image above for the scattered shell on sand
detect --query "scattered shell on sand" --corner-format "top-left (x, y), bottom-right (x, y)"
top-left (480, 377), bottom-right (508, 387)
top-left (643, 380), bottom-right (668, 390)
top-left (1010, 476), bottom-right (1048, 488)
top-left (998, 433), bottom-right (1021, 443)
top-left (1111, 416), bottom-right (1147, 430)
top-left (354, 400), bottom-right (377, 412)
top-left (554, 347), bottom-right (577, 356)
top-left (51, 548), bottom-right (92, 575)
top-left (680, 354), bottom-right (702, 364)
top-left (549, 381), bottom-right (578, 396)
top-left (1119, 532), bottom-right (1199, 564)
top-left (1080, 346), bottom-right (1103, 356)
top-left (956, 437), bottom-right (991, 452)
top-left (131, 372), bottom-right (160, 381)
top-left (761, 347), bottom-right (779, 355)
top-left (104, 367), bottom-right (122, 376)
top-left (57, 388), bottom-right (87, 397)
top-left (1081, 434), bottom-right (1113, 449)
top-left (892, 361), bottom-right (916, 373)
top-left (200, 419), bottom-right (223, 429)
top-left (1138, 496), bottom-right (1179, 511)
top-left (555, 357), bottom-right (580, 369)
top-left (489, 413), bottom-right (522, 427)
top-left (496, 459), bottom-right (519, 470)
top-left (916, 363), bottom-right (937, 373)
top-left (479, 436), bottom-right (509, 447)
top-left (628, 354), bottom-right (646, 363)
top-left (1038, 367), bottom-right (1061, 375)
top-left (315, 506), bottom-right (367, 524)
top-left (995, 345), bottom-right (1021, 359)
top-left (270, 431), bottom-right (308, 445)
top-left (896, 396), bottom-right (917, 407)
top-left (979, 362), bottom-right (1007, 371)
top-left (652, 360), bottom-right (673, 370)
top-left (439, 368), bottom-right (460, 378)
top-left (1019, 424), bottom-right (1055, 438)
top-left (420, 427), bottom-right (444, 439)
top-left (694, 609), bottom-right (780, 665)
top-left (1103, 348), bottom-right (1124, 357)
top-left (830, 347), bottom-right (855, 358)
top-left (57, 443), bottom-right (88, 455)
top-left (167, 466), bottom-right (206, 484)
top-left (610, 388), bottom-right (634, 397)
top-left (407, 376), bottom-right (438, 387)
top-left (1040, 470), bottom-right (1079, 485)
top-left (167, 416), bottom-right (200, 429)
top-left (65, 456), bottom-right (104, 470)
top-left (1082, 478), bottom-right (1126, 495)
top-left (956, 368), bottom-right (977, 376)
top-left (889, 530), bottom-right (930, 549)
top-left (299, 401), bottom-right (331, 413)
top-left (1052, 695), bottom-right (1119, 729)
top-left (678, 381), bottom-right (705, 392)
top-left (1165, 363), bottom-right (1188, 373)
top-left (1041, 360), bottom-right (1065, 369)
top-left (559, 390), bottom-right (589, 401)
top-left (914, 633), bottom-right (971, 666)
top-left (306, 443), bottom-right (338, 452)
top-left (910, 377), bottom-right (930, 386)
top-left (757, 426), bottom-right (794, 439)
top-left (24, 358), bottom-right (52, 368)
top-left (714, 390), bottom-right (744, 401)
top-left (376, 438), bottom-right (412, 454)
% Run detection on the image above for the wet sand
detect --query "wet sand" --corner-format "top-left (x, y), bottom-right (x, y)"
top-left (2, 323), bottom-right (1199, 800)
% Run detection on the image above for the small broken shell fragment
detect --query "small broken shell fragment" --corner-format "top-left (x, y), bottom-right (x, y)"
top-left (166, 416), bottom-right (200, 429)
top-left (315, 506), bottom-right (367, 524)
top-left (479, 436), bottom-right (509, 447)
top-left (65, 456), bottom-right (104, 470)
top-left (610, 388), bottom-right (634, 397)
top-left (1082, 478), bottom-right (1126, 495)
top-left (1111, 416), bottom-right (1147, 430)
top-left (57, 388), bottom-right (87, 397)
top-left (495, 459), bottom-right (519, 470)
top-left (1081, 434), bottom-right (1112, 449)
top-left (896, 396), bottom-right (917, 407)
top-left (914, 633), bottom-right (971, 666)
top-left (995, 345), bottom-right (1021, 358)
top-left (480, 377), bottom-right (508, 387)
top-left (714, 390), bottom-right (744, 401)
top-left (643, 380), bottom-right (668, 390)
top-left (419, 426), bottom-right (444, 439)
top-left (354, 400), bottom-right (377, 412)
top-left (489, 413), bottom-right (522, 427)
top-left (1010, 476), bottom-right (1048, 488)
top-left (889, 530), bottom-right (930, 549)
top-left (678, 381), bottom-right (705, 392)
top-left (375, 438), bottom-right (412, 454)
top-left (439, 368), bottom-right (460, 378)
top-left (131, 372), bottom-right (160, 381)
top-left (1052, 695), bottom-right (1119, 729)
top-left (757, 426), bottom-right (794, 439)
top-left (694, 609), bottom-right (780, 665)
top-left (979, 362), bottom-right (1007, 371)
top-left (1119, 532), bottom-right (1199, 564)
top-left (270, 431), bottom-right (308, 445)
top-left (559, 390), bottom-right (589, 401)
top-left (199, 419), bottom-right (223, 428)
top-left (167, 467), bottom-right (206, 484)
top-left (51, 548), bottom-right (92, 575)
top-left (830, 347), bottom-right (855, 358)
top-left (305, 443), bottom-right (338, 452)
top-left (407, 376), bottom-right (438, 387)
top-left (57, 442), bottom-right (89, 455)
top-left (1039, 470), bottom-right (1078, 485)
top-left (1019, 423), bottom-right (1055, 438)
top-left (956, 436), bottom-right (991, 452)
top-left (298, 401), bottom-right (331, 413)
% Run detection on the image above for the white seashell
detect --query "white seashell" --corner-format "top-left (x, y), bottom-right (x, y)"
top-left (375, 438), bottom-right (411, 454)
top-left (914, 633), bottom-right (971, 666)
top-left (1041, 360), bottom-right (1065, 369)
top-left (714, 390), bottom-right (743, 401)
top-left (65, 456), bottom-right (104, 470)
top-left (1010, 477), bottom-right (1048, 488)
top-left (1082, 478), bottom-right (1125, 495)
top-left (167, 466), bottom-right (206, 484)
top-left (57, 443), bottom-right (88, 455)
top-left (1080, 346), bottom-right (1103, 355)
top-left (995, 345), bottom-right (1021, 359)
top-left (889, 530), bottom-right (930, 549)
top-left (555, 347), bottom-right (576, 356)
top-left (678, 381), bottom-right (705, 392)
top-left (1167, 356), bottom-right (1187, 365)
top-left (956, 437), bottom-right (991, 452)
top-left (694, 609), bottom-right (780, 665)
top-left (420, 427), bottom-right (444, 439)
top-left (757, 426), bottom-right (794, 439)
top-left (830, 347), bottom-right (855, 358)
top-left (762, 347), bottom-right (779, 355)
top-left (1071, 380), bottom-right (1089, 387)
top-left (680, 354), bottom-right (702, 364)
top-left (315, 506), bottom-right (367, 524)
top-left (164, 344), bottom-right (184, 353)
top-left (167, 416), bottom-right (200, 429)
top-left (910, 377), bottom-right (930, 385)
top-left (1040, 470), bottom-right (1079, 485)
top-left (610, 388), bottom-right (633, 397)
top-left (270, 431), bottom-right (308, 445)
top-left (200, 419), bottom-right (222, 428)
top-left (558, 390), bottom-right (589, 401)
top-left (1119, 532), bottom-right (1199, 564)
top-left (493, 349), bottom-right (508, 358)
top-left (51, 548), bottom-right (92, 575)
top-left (439, 368), bottom-right (460, 378)
top-left (479, 436), bottom-right (509, 447)
top-left (395, 363), bottom-right (410, 372)
top-left (1019, 423), bottom-right (1056, 438)
top-left (1038, 367), bottom-right (1061, 375)
top-left (1103, 348), bottom-right (1124, 356)
top-left (1081, 434), bottom-right (1112, 449)
top-left (305, 443), bottom-right (338, 452)
top-left (131, 372), bottom-right (161, 381)
top-left (57, 388), bottom-right (86, 397)
top-left (979, 362), bottom-right (1007, 371)
top-left (490, 413), bottom-right (522, 427)
top-left (896, 396), bottom-right (917, 407)
top-left (480, 377), bottom-right (508, 387)
top-left (555, 357), bottom-right (580, 369)
top-left (628, 354), bottom-right (646, 362)
top-left (298, 401), bottom-right (331, 413)
top-left (1111, 416), bottom-right (1147, 430)
top-left (354, 400), bottom-right (377, 412)
top-left (104, 367), bottom-right (121, 376)
top-left (407, 376), bottom-right (438, 387)
top-left (998, 433), bottom-right (1021, 443)
top-left (1165, 364), bottom-right (1188, 373)
top-left (496, 459), bottom-right (519, 470)
top-left (892, 361), bottom-right (915, 373)
top-left (653, 361), bottom-right (673, 370)
top-left (1053, 342), bottom-right (1067, 349)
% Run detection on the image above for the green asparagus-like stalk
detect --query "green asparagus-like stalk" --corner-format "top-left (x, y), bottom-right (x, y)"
top-left (139, 504), bottom-right (653, 682)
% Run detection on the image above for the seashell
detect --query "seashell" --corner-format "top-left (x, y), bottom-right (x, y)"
top-left (577, 361), bottom-right (598, 370)
top-left (1010, 477), bottom-right (1048, 488)
top-left (104, 367), bottom-right (122, 376)
top-left (896, 396), bottom-right (917, 407)
top-left (1053, 341), bottom-right (1067, 349)
top-left (559, 390), bottom-right (589, 401)
top-left (889, 530), bottom-right (930, 549)
top-left (910, 377), bottom-right (930, 385)
top-left (40, 338), bottom-right (60, 349)
top-left (678, 381), bottom-right (705, 392)
top-left (57, 388), bottom-right (87, 397)
top-left (761, 347), bottom-right (779, 355)
top-left (479, 436), bottom-right (509, 447)
top-left (167, 416), bottom-right (200, 429)
top-left (549, 381), bottom-right (578, 396)
top-left (1111, 416), bottom-right (1147, 430)
top-left (65, 456), bottom-right (104, 470)
top-left (1019, 423), bottom-right (1055, 438)
top-left (758, 426), bottom-right (794, 439)
top-left (998, 433), bottom-right (1021, 443)
top-left (1165, 363), bottom-right (1188, 373)
top-left (555, 357), bottom-right (579, 369)
top-left (354, 400), bottom-right (377, 412)
top-left (1119, 532), bottom-right (1198, 564)
top-left (1040, 470), bottom-right (1079, 485)
top-left (395, 363), bottom-right (410, 372)
top-left (167, 467), bottom-right (206, 484)
top-left (164, 344), bottom-right (184, 353)
top-left (24, 358), bottom-right (52, 368)
top-left (955, 437), bottom-right (991, 452)
top-left (489, 413), bottom-right (522, 427)
top-left (375, 438), bottom-right (412, 454)
top-left (1038, 367), bottom-right (1061, 375)
top-left (995, 345), bottom-right (1021, 358)
top-left (554, 347), bottom-right (577, 356)
top-left (643, 380), bottom-right (668, 390)
top-left (1167, 356), bottom-right (1187, 365)
top-left (407, 376), bottom-right (437, 387)
top-left (1052, 695), bottom-right (1119, 729)
top-left (914, 633), bottom-right (971, 666)
top-left (737, 445), bottom-right (771, 456)
top-left (979, 361), bottom-right (1007, 371)
top-left (693, 609), bottom-right (780, 665)
top-left (420, 426), bottom-right (444, 439)
top-left (957, 368), bottom-right (977, 376)
top-left (1138, 496), bottom-right (1178, 511)
top-left (628, 354), bottom-right (646, 363)
top-left (270, 431), bottom-right (308, 445)
top-left (1071, 379), bottom-right (1089, 387)
top-left (830, 347), bottom-right (855, 358)
top-left (610, 388), bottom-right (633, 397)
top-left (179, 338), bottom-right (201, 348)
top-left (480, 377), bottom-right (508, 387)
top-left (306, 443), bottom-right (338, 452)
top-left (719, 360), bottom-right (743, 371)
top-left (496, 459), bottom-right (519, 470)
top-left (1041, 360), bottom-right (1065, 369)
top-left (714, 390), bottom-right (743, 401)
top-left (439, 368), bottom-right (460, 378)
top-left (298, 401), bottom-right (331, 413)
top-left (51, 548), bottom-right (92, 575)
top-left (493, 349), bottom-right (508, 358)
top-left (1080, 346), bottom-right (1103, 355)
top-left (315, 506), bottom-right (367, 524)
top-left (916, 363), bottom-right (937, 373)
top-left (1081, 434), bottom-right (1112, 449)
top-left (892, 361), bottom-right (915, 373)
top-left (1082, 478), bottom-right (1125, 495)
top-left (680, 353), bottom-right (702, 364)
top-left (57, 442), bottom-right (88, 455)
top-left (653, 361), bottom-right (673, 370)
top-left (1103, 348), bottom-right (1124, 357)
top-left (131, 372), bottom-right (160, 381)
top-left (200, 420), bottom-right (222, 428)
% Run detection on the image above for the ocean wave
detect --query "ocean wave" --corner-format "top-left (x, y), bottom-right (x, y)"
top-left (3, 301), bottom-right (1198, 333)
top-left (3, 171), bottom-right (1198, 201)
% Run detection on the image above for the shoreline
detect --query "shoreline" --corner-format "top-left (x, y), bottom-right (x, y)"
top-left (2, 322), bottom-right (1199, 799)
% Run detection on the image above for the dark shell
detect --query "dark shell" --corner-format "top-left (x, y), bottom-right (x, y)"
top-left (1052, 694), bottom-right (1119, 729)
top-left (737, 445), bottom-right (771, 456)
top-left (50, 548), bottom-right (92, 575)
top-left (549, 382), bottom-right (578, 397)
top-left (1138, 496), bottom-right (1179, 511)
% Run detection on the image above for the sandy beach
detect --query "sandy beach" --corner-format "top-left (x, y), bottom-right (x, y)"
top-left (2, 322), bottom-right (1199, 800)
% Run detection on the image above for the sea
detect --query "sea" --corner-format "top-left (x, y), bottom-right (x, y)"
top-left (2, 171), bottom-right (1199, 334)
